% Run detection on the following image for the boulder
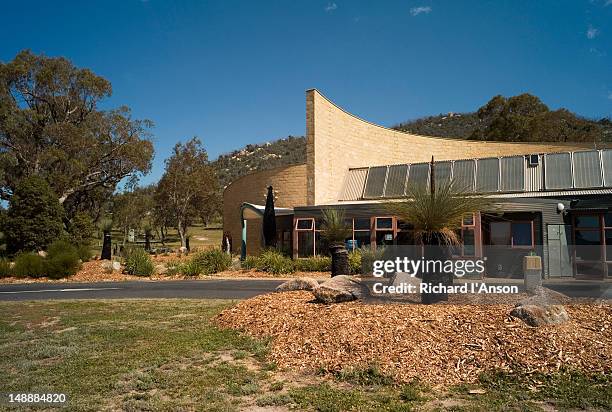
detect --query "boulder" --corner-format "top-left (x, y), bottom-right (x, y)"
top-left (510, 303), bottom-right (569, 327)
top-left (312, 275), bottom-right (368, 304)
top-left (276, 277), bottom-right (320, 292)
top-left (154, 264), bottom-right (168, 276)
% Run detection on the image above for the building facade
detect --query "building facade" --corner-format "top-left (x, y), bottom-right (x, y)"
top-left (223, 89), bottom-right (611, 279)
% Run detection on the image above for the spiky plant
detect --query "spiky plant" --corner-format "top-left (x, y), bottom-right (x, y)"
top-left (320, 209), bottom-right (352, 276)
top-left (320, 209), bottom-right (352, 244)
top-left (386, 181), bottom-right (491, 246)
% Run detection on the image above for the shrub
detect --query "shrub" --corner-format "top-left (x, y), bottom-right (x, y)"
top-left (242, 255), bottom-right (258, 270)
top-left (256, 249), bottom-right (294, 275)
top-left (348, 250), bottom-right (362, 274)
top-left (191, 249), bottom-right (232, 275)
top-left (123, 247), bottom-right (154, 276)
top-left (13, 253), bottom-right (46, 278)
top-left (359, 246), bottom-right (386, 276)
top-left (294, 256), bottom-right (331, 272)
top-left (3, 176), bottom-right (65, 254)
top-left (76, 244), bottom-right (93, 262)
top-left (0, 258), bottom-right (12, 278)
top-left (45, 240), bottom-right (80, 279)
top-left (165, 259), bottom-right (183, 276)
top-left (179, 259), bottom-right (202, 277)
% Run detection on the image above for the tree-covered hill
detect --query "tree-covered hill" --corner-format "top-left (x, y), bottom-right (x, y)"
top-left (213, 94), bottom-right (612, 189)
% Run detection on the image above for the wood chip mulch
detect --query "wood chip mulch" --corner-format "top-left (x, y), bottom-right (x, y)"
top-left (215, 291), bottom-right (612, 385)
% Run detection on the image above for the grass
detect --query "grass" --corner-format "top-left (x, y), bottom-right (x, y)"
top-left (0, 300), bottom-right (609, 411)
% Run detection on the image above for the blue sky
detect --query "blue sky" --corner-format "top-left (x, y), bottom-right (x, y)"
top-left (1, 0), bottom-right (611, 185)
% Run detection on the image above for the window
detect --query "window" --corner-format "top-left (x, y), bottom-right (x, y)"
top-left (460, 213), bottom-right (476, 256)
top-left (344, 218), bottom-right (371, 251)
top-left (295, 218), bottom-right (315, 257)
top-left (375, 217), bottom-right (393, 230)
top-left (574, 214), bottom-right (602, 262)
top-left (489, 220), bottom-right (533, 248)
top-left (374, 217), bottom-right (394, 247)
top-left (296, 219), bottom-right (313, 230)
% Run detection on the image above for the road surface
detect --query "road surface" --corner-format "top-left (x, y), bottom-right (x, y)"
top-left (0, 279), bottom-right (609, 301)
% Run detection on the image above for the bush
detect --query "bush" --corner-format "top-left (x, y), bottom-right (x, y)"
top-left (123, 247), bottom-right (154, 276)
top-left (13, 253), bottom-right (46, 278)
top-left (0, 258), bottom-right (12, 278)
top-left (192, 249), bottom-right (232, 275)
top-left (348, 250), bottom-right (362, 274)
top-left (294, 256), bottom-right (331, 272)
top-left (256, 249), bottom-right (294, 275)
top-left (45, 240), bottom-right (80, 279)
top-left (3, 176), bottom-right (65, 254)
top-left (165, 259), bottom-right (183, 276)
top-left (359, 246), bottom-right (386, 276)
top-left (76, 244), bottom-right (93, 262)
top-left (242, 255), bottom-right (258, 270)
top-left (179, 259), bottom-right (202, 277)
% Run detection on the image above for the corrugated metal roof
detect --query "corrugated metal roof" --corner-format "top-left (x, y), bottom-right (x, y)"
top-left (486, 189), bottom-right (612, 198)
top-left (339, 168), bottom-right (368, 201)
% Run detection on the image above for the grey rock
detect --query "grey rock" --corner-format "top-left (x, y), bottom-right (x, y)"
top-left (276, 277), bottom-right (320, 292)
top-left (510, 303), bottom-right (569, 327)
top-left (312, 275), bottom-right (368, 303)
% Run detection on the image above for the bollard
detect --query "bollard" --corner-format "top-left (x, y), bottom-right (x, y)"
top-left (523, 255), bottom-right (542, 293)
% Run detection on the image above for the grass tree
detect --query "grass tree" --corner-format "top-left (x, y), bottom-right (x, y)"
top-left (320, 209), bottom-right (352, 276)
top-left (99, 218), bottom-right (113, 260)
top-left (387, 159), bottom-right (491, 303)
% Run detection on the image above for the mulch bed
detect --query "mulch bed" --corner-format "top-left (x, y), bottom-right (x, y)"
top-left (216, 291), bottom-right (612, 385)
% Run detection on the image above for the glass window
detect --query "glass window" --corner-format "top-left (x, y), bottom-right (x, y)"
top-left (490, 222), bottom-right (511, 246)
top-left (397, 220), bottom-right (414, 231)
top-left (575, 230), bottom-right (602, 261)
top-left (297, 231), bottom-right (314, 257)
top-left (462, 214), bottom-right (474, 226)
top-left (605, 213), bottom-right (612, 228)
top-left (353, 231), bottom-right (371, 249)
top-left (376, 217), bottom-right (393, 230)
top-left (462, 228), bottom-right (475, 256)
top-left (354, 218), bottom-right (370, 231)
top-left (575, 215), bottom-right (600, 228)
top-left (512, 222), bottom-right (533, 247)
top-left (396, 231), bottom-right (414, 245)
top-left (296, 219), bottom-right (313, 230)
top-left (376, 231), bottom-right (394, 247)
top-left (606, 230), bottom-right (612, 262)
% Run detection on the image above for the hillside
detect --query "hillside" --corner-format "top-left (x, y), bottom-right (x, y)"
top-left (213, 94), bottom-right (611, 189)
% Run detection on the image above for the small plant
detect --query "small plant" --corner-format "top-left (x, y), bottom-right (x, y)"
top-left (191, 249), bottom-right (232, 275)
top-left (75, 244), bottom-right (93, 262)
top-left (359, 246), bottom-right (386, 276)
top-left (123, 247), bottom-right (154, 276)
top-left (0, 258), bottom-right (12, 278)
top-left (13, 253), bottom-right (46, 278)
top-left (256, 249), bottom-right (295, 275)
top-left (45, 240), bottom-right (80, 279)
top-left (348, 250), bottom-right (362, 274)
top-left (294, 256), bottom-right (331, 272)
top-left (165, 259), bottom-right (183, 276)
top-left (179, 259), bottom-right (202, 277)
top-left (242, 255), bottom-right (258, 270)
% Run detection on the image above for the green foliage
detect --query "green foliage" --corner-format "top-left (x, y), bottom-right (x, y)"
top-left (358, 246), bottom-right (386, 276)
top-left (191, 249), bottom-right (232, 275)
top-left (0, 258), bottom-right (12, 278)
top-left (45, 240), bottom-right (81, 279)
top-left (13, 253), bottom-right (46, 278)
top-left (348, 250), bottom-right (362, 274)
top-left (3, 176), bottom-right (65, 254)
top-left (241, 255), bottom-right (259, 270)
top-left (76, 244), bottom-right (93, 262)
top-left (386, 181), bottom-right (492, 245)
top-left (336, 364), bottom-right (394, 386)
top-left (320, 209), bottom-right (351, 244)
top-left (67, 212), bottom-right (96, 246)
top-left (123, 247), bottom-right (154, 276)
top-left (165, 259), bottom-right (183, 276)
top-left (255, 249), bottom-right (295, 275)
top-left (293, 256), bottom-right (331, 272)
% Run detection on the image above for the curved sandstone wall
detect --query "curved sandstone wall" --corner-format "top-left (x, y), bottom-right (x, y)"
top-left (222, 164), bottom-right (307, 254)
top-left (306, 89), bottom-right (595, 205)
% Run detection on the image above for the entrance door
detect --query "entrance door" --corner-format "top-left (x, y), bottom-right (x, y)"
top-left (547, 224), bottom-right (572, 277)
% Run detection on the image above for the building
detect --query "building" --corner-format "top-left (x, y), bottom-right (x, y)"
top-left (223, 89), bottom-right (612, 279)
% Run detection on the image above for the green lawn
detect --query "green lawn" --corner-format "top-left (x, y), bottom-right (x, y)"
top-left (0, 300), bottom-right (609, 411)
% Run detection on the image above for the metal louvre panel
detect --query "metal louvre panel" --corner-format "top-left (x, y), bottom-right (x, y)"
top-left (500, 156), bottom-right (525, 192)
top-left (545, 153), bottom-right (573, 189)
top-left (383, 164), bottom-right (408, 198)
top-left (339, 168), bottom-right (368, 200)
top-left (433, 161), bottom-right (452, 190)
top-left (603, 150), bottom-right (612, 187)
top-left (573, 150), bottom-right (602, 188)
top-left (363, 166), bottom-right (388, 198)
top-left (453, 160), bottom-right (475, 192)
top-left (476, 158), bottom-right (500, 193)
top-left (406, 163), bottom-right (430, 191)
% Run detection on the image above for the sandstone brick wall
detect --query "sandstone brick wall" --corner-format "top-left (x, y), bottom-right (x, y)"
top-left (222, 164), bottom-right (307, 255)
top-left (306, 89), bottom-right (596, 205)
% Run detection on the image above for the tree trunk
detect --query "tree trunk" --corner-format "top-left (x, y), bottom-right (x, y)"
top-left (177, 221), bottom-right (187, 248)
top-left (421, 233), bottom-right (452, 304)
top-left (101, 230), bottom-right (112, 260)
top-left (144, 230), bottom-right (151, 251)
top-left (329, 243), bottom-right (350, 277)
